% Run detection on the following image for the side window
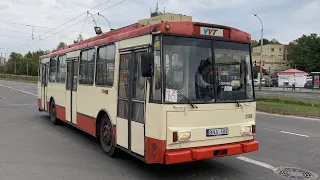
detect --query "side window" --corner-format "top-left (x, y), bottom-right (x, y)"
top-left (56, 55), bottom-right (66, 83)
top-left (96, 44), bottom-right (115, 86)
top-left (79, 49), bottom-right (95, 85)
top-left (151, 35), bottom-right (162, 101)
top-left (49, 57), bottom-right (57, 82)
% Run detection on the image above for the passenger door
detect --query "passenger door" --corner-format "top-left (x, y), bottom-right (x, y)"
top-left (117, 50), bottom-right (147, 156)
top-left (41, 63), bottom-right (48, 111)
top-left (65, 59), bottom-right (78, 124)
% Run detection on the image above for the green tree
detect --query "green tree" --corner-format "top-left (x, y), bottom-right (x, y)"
top-left (287, 33), bottom-right (320, 73)
top-left (4, 50), bottom-right (48, 75)
top-left (251, 40), bottom-right (259, 48)
top-left (57, 42), bottom-right (67, 49)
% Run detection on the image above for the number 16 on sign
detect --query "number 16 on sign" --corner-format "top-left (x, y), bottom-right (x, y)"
top-left (166, 89), bottom-right (178, 102)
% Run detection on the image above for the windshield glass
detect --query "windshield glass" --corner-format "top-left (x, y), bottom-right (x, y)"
top-left (214, 41), bottom-right (254, 102)
top-left (162, 36), bottom-right (253, 103)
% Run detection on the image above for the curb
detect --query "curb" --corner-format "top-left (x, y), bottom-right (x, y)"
top-left (255, 89), bottom-right (320, 94)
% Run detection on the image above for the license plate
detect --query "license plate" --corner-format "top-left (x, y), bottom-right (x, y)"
top-left (206, 128), bottom-right (229, 137)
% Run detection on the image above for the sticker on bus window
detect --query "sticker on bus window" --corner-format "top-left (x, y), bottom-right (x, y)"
top-left (165, 89), bottom-right (178, 103)
top-left (107, 63), bottom-right (114, 70)
top-left (224, 86), bottom-right (232, 91)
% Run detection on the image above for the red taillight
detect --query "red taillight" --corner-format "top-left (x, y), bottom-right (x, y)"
top-left (173, 132), bottom-right (178, 142)
top-left (252, 125), bottom-right (256, 134)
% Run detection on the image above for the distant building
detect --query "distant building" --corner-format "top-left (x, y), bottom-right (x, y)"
top-left (0, 57), bottom-right (5, 66)
top-left (278, 69), bottom-right (308, 87)
top-left (252, 44), bottom-right (287, 73)
top-left (138, 13), bottom-right (192, 26)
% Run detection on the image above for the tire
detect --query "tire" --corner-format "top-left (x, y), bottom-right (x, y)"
top-left (99, 115), bottom-right (117, 157)
top-left (50, 100), bottom-right (60, 125)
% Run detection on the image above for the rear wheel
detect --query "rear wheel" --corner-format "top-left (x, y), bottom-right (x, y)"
top-left (50, 100), bottom-right (60, 125)
top-left (100, 115), bottom-right (117, 157)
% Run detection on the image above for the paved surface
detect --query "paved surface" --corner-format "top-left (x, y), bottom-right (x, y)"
top-left (256, 90), bottom-right (320, 99)
top-left (1, 80), bottom-right (320, 180)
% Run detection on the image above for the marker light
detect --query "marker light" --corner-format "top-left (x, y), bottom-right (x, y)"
top-left (178, 130), bottom-right (191, 142)
top-left (165, 24), bottom-right (170, 30)
top-left (241, 125), bottom-right (252, 136)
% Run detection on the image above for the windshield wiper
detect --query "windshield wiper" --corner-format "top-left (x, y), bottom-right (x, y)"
top-left (165, 81), bottom-right (198, 109)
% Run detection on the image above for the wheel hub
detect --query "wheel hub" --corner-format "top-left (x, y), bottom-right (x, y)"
top-left (102, 123), bottom-right (112, 149)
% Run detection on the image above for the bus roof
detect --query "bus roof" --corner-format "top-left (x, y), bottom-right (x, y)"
top-left (40, 21), bottom-right (251, 59)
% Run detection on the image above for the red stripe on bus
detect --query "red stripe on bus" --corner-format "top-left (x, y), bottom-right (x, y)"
top-left (38, 99), bottom-right (41, 109)
top-left (145, 137), bottom-right (166, 164)
top-left (77, 113), bottom-right (96, 136)
top-left (165, 140), bottom-right (259, 165)
top-left (56, 105), bottom-right (66, 121)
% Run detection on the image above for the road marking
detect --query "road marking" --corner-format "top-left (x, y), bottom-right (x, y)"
top-left (0, 84), bottom-right (37, 97)
top-left (257, 112), bottom-right (320, 121)
top-left (236, 156), bottom-right (275, 170)
top-left (9, 104), bottom-right (37, 106)
top-left (280, 131), bottom-right (309, 137)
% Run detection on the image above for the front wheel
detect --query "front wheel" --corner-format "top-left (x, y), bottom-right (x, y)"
top-left (50, 100), bottom-right (60, 125)
top-left (100, 115), bottom-right (117, 157)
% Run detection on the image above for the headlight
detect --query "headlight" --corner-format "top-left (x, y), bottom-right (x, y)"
top-left (178, 130), bottom-right (191, 142)
top-left (241, 125), bottom-right (252, 135)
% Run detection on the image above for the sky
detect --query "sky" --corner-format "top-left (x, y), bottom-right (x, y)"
top-left (0, 0), bottom-right (319, 57)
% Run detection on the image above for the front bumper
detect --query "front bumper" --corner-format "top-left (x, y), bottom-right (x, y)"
top-left (165, 140), bottom-right (258, 165)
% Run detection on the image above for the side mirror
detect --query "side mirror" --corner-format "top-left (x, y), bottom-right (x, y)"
top-left (140, 52), bottom-right (153, 77)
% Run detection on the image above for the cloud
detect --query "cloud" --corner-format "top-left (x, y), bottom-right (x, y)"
top-left (0, 0), bottom-right (319, 56)
top-left (0, 4), bottom-right (10, 10)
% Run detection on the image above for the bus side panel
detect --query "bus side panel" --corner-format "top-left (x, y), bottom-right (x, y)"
top-left (47, 83), bottom-right (66, 120)
top-left (145, 103), bottom-right (166, 164)
top-left (37, 81), bottom-right (41, 109)
top-left (76, 85), bottom-right (118, 136)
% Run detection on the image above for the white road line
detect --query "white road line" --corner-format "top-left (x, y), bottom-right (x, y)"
top-left (0, 84), bottom-right (37, 97)
top-left (9, 104), bottom-right (37, 106)
top-left (280, 131), bottom-right (309, 137)
top-left (256, 112), bottom-right (320, 121)
top-left (236, 156), bottom-right (275, 170)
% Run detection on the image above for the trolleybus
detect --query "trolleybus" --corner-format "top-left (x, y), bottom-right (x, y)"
top-left (38, 15), bottom-right (258, 165)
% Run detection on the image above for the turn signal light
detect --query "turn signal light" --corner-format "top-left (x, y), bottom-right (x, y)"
top-left (252, 125), bottom-right (256, 134)
top-left (173, 132), bottom-right (178, 142)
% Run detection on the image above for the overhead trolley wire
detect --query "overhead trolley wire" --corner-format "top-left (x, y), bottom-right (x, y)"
top-left (20, 0), bottom-right (128, 51)
top-left (15, 0), bottom-right (113, 51)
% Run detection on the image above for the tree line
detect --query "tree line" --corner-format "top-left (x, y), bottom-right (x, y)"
top-left (0, 42), bottom-right (67, 76)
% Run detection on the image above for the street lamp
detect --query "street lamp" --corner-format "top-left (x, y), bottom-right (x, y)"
top-left (254, 14), bottom-right (263, 90)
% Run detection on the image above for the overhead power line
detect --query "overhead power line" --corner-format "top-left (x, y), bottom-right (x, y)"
top-left (16, 0), bottom-right (113, 50)
top-left (0, 20), bottom-right (87, 33)
top-left (0, 27), bottom-right (77, 39)
top-left (21, 0), bottom-right (128, 51)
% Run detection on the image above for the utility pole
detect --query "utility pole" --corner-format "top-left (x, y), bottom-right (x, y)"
top-left (27, 59), bottom-right (28, 76)
top-left (254, 14), bottom-right (264, 90)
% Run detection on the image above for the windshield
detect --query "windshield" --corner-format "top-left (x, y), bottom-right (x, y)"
top-left (161, 36), bottom-right (254, 103)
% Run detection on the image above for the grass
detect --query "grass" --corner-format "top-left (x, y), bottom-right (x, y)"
top-left (256, 96), bottom-right (320, 118)
top-left (0, 74), bottom-right (37, 84)
top-left (0, 77), bottom-right (37, 84)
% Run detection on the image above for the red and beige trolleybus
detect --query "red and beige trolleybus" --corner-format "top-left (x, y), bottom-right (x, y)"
top-left (38, 14), bottom-right (258, 165)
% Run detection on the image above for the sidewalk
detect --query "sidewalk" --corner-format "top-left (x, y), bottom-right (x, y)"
top-left (255, 87), bottom-right (320, 94)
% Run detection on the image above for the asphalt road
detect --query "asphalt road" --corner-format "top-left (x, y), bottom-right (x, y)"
top-left (1, 80), bottom-right (320, 180)
top-left (256, 90), bottom-right (320, 99)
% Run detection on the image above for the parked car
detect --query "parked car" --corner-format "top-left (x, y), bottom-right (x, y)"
top-left (254, 79), bottom-right (259, 86)
top-left (304, 80), bottom-right (312, 89)
top-left (254, 78), bottom-right (266, 87)
top-left (270, 78), bottom-right (278, 87)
